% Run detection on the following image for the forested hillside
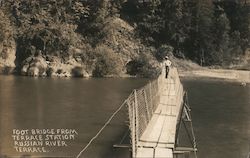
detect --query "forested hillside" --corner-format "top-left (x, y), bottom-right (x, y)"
top-left (0, 0), bottom-right (249, 77)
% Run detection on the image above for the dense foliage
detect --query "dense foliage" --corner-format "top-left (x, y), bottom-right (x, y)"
top-left (0, 10), bottom-right (14, 59)
top-left (0, 0), bottom-right (249, 76)
top-left (121, 0), bottom-right (250, 66)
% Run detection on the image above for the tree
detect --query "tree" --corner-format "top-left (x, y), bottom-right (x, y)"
top-left (124, 0), bottom-right (163, 45)
top-left (184, 0), bottom-right (215, 65)
top-left (212, 9), bottom-right (231, 65)
top-left (93, 45), bottom-right (122, 77)
top-left (0, 11), bottom-right (13, 43)
top-left (122, 0), bottom-right (192, 56)
top-left (215, 0), bottom-right (250, 54)
top-left (237, 5), bottom-right (250, 51)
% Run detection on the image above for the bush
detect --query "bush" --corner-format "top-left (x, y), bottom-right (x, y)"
top-left (0, 11), bottom-right (13, 43)
top-left (71, 66), bottom-right (84, 77)
top-left (154, 45), bottom-right (174, 61)
top-left (126, 53), bottom-right (160, 78)
top-left (0, 10), bottom-right (14, 60)
top-left (93, 45), bottom-right (122, 77)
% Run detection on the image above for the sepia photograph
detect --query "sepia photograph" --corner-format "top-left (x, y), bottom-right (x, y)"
top-left (0, 0), bottom-right (249, 158)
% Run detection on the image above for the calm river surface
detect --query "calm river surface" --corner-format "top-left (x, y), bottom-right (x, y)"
top-left (183, 79), bottom-right (250, 158)
top-left (0, 76), bottom-right (249, 158)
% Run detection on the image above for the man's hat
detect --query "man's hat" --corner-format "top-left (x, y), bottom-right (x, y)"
top-left (165, 56), bottom-right (169, 59)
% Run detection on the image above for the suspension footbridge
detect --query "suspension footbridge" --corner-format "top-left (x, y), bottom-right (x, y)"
top-left (77, 67), bottom-right (197, 158)
top-left (124, 67), bottom-right (197, 157)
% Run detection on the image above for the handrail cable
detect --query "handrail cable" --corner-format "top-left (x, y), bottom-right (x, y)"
top-left (76, 100), bottom-right (127, 158)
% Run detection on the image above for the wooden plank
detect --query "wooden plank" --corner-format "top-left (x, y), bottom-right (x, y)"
top-left (139, 74), bottom-right (183, 145)
top-left (134, 67), bottom-right (185, 158)
top-left (169, 79), bottom-right (176, 96)
top-left (158, 116), bottom-right (176, 145)
top-left (136, 146), bottom-right (173, 158)
top-left (155, 148), bottom-right (173, 158)
top-left (140, 115), bottom-right (165, 143)
top-left (160, 98), bottom-right (177, 115)
top-left (174, 147), bottom-right (198, 152)
top-left (139, 115), bottom-right (160, 142)
top-left (160, 95), bottom-right (169, 102)
top-left (113, 144), bottom-right (131, 148)
top-left (136, 147), bottom-right (154, 158)
top-left (138, 137), bottom-right (174, 149)
top-left (160, 103), bottom-right (177, 107)
top-left (137, 140), bottom-right (157, 148)
top-left (157, 142), bottom-right (175, 148)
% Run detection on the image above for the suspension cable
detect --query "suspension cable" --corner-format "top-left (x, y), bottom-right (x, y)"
top-left (76, 100), bottom-right (127, 158)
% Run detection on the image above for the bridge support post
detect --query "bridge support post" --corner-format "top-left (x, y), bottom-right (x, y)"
top-left (174, 92), bottom-right (198, 158)
top-left (143, 89), bottom-right (150, 123)
top-left (134, 89), bottom-right (139, 156)
top-left (131, 100), bottom-right (136, 158)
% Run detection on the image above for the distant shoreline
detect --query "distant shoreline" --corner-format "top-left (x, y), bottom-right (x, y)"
top-left (1, 66), bottom-right (250, 84)
top-left (179, 69), bottom-right (250, 83)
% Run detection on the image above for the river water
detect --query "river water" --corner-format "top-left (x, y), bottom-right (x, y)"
top-left (183, 79), bottom-right (250, 158)
top-left (0, 76), bottom-right (249, 158)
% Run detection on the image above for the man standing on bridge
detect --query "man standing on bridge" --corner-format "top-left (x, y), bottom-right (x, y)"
top-left (163, 56), bottom-right (171, 78)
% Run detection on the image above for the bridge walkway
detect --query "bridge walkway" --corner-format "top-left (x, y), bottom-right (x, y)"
top-left (76, 67), bottom-right (196, 158)
top-left (135, 68), bottom-right (183, 158)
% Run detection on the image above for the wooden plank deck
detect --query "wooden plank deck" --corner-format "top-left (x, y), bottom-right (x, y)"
top-left (136, 75), bottom-right (184, 158)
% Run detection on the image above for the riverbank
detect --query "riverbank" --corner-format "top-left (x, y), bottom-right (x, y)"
top-left (173, 57), bottom-right (250, 83)
top-left (1, 53), bottom-right (249, 82)
top-left (1, 60), bottom-right (250, 84)
top-left (179, 69), bottom-right (250, 83)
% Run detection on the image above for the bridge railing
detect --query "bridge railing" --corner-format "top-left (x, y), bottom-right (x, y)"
top-left (125, 66), bottom-right (181, 157)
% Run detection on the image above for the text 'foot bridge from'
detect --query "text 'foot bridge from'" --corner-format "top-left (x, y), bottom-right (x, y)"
top-left (116, 67), bottom-right (198, 158)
